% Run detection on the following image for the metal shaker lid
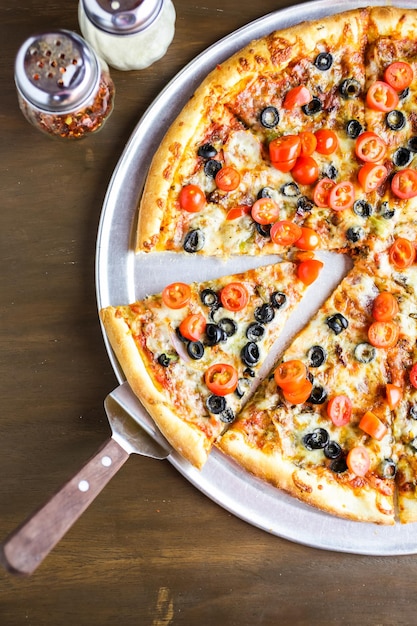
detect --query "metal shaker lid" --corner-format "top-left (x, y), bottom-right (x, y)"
top-left (80, 0), bottom-right (163, 35)
top-left (14, 30), bottom-right (101, 113)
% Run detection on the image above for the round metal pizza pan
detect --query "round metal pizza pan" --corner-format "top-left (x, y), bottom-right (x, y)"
top-left (96, 0), bottom-right (417, 555)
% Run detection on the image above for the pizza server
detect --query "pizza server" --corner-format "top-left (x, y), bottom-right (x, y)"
top-left (0, 382), bottom-right (172, 576)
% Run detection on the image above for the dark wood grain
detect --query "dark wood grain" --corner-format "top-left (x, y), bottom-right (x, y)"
top-left (1, 1), bottom-right (417, 624)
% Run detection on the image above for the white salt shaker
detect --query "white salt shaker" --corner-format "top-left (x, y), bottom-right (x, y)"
top-left (78, 0), bottom-right (176, 71)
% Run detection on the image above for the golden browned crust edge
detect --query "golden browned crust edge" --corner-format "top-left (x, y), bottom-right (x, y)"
top-left (100, 307), bottom-right (210, 469)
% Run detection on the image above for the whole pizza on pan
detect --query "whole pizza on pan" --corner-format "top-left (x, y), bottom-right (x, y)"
top-left (100, 6), bottom-right (417, 525)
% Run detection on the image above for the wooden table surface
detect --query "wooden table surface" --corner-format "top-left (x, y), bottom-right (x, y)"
top-left (1, 1), bottom-right (417, 623)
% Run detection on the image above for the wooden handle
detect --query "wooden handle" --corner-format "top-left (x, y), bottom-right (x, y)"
top-left (0, 438), bottom-right (129, 576)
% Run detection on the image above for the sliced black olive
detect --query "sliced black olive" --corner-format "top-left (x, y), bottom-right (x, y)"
top-left (354, 342), bottom-right (376, 363)
top-left (408, 136), bottom-right (417, 152)
top-left (346, 119), bottom-right (363, 139)
top-left (241, 342), bottom-right (260, 366)
top-left (176, 326), bottom-right (188, 343)
top-left (308, 385), bottom-right (328, 404)
top-left (235, 377), bottom-right (251, 399)
top-left (399, 87), bottom-right (410, 101)
top-left (386, 110), bottom-right (406, 131)
top-left (409, 405), bottom-right (417, 420)
top-left (246, 322), bottom-right (265, 342)
top-left (381, 458), bottom-right (397, 479)
top-left (260, 106), bottom-right (280, 128)
top-left (204, 159), bottom-right (222, 178)
top-left (271, 291), bottom-right (287, 309)
top-left (326, 313), bottom-right (348, 335)
top-left (411, 437), bottom-right (417, 452)
top-left (206, 394), bottom-right (226, 414)
top-left (330, 456), bottom-right (348, 473)
top-left (184, 229), bottom-right (205, 253)
top-left (187, 341), bottom-right (205, 360)
top-left (303, 428), bottom-right (329, 450)
top-left (205, 323), bottom-right (226, 346)
top-left (307, 345), bottom-right (327, 368)
top-left (198, 143), bottom-right (218, 159)
top-left (296, 195), bottom-right (314, 215)
top-left (322, 163), bottom-right (338, 180)
top-left (255, 223), bottom-right (272, 238)
top-left (220, 408), bottom-right (235, 424)
top-left (218, 317), bottom-right (237, 337)
top-left (353, 199), bottom-right (373, 218)
top-left (339, 78), bottom-right (361, 99)
top-left (257, 186), bottom-right (276, 200)
top-left (243, 367), bottom-right (256, 378)
top-left (200, 288), bottom-right (219, 307)
top-left (393, 147), bottom-right (412, 167)
top-left (157, 353), bottom-right (170, 367)
top-left (254, 303), bottom-right (275, 324)
top-left (314, 52), bottom-right (333, 71)
top-left (302, 97), bottom-right (322, 115)
top-left (280, 182), bottom-right (300, 197)
top-left (346, 226), bottom-right (365, 243)
top-left (379, 201), bottom-right (395, 220)
top-left (324, 441), bottom-right (342, 460)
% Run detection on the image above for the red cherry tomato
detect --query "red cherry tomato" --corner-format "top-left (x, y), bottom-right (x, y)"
top-left (271, 158), bottom-right (298, 173)
top-left (386, 384), bottom-right (403, 410)
top-left (283, 85), bottom-right (311, 109)
top-left (366, 80), bottom-right (399, 112)
top-left (355, 131), bottom-right (387, 163)
top-left (384, 61), bottom-right (414, 92)
top-left (162, 282), bottom-right (191, 309)
top-left (291, 156), bottom-right (319, 185)
top-left (410, 363), bottom-right (417, 389)
top-left (346, 446), bottom-right (370, 477)
top-left (389, 237), bottom-right (416, 269)
top-left (297, 259), bottom-right (323, 285)
top-left (179, 184), bottom-right (206, 212)
top-left (226, 205), bottom-right (252, 220)
top-left (274, 359), bottom-right (308, 392)
top-left (372, 292), bottom-right (399, 322)
top-left (391, 169), bottom-right (417, 199)
top-left (269, 135), bottom-right (301, 163)
top-left (179, 313), bottom-right (207, 342)
top-left (270, 220), bottom-right (302, 246)
top-left (313, 178), bottom-right (336, 208)
top-left (328, 180), bottom-right (355, 211)
top-left (294, 227), bottom-right (321, 250)
top-left (359, 411), bottom-right (388, 441)
top-left (215, 166), bottom-right (241, 191)
top-left (299, 131), bottom-right (317, 157)
top-left (314, 129), bottom-right (339, 155)
top-left (368, 321), bottom-right (399, 349)
top-left (220, 282), bottom-right (249, 312)
top-left (358, 162), bottom-right (388, 192)
top-left (205, 364), bottom-right (238, 396)
top-left (251, 197), bottom-right (280, 225)
top-left (327, 395), bottom-right (352, 427)
top-left (282, 378), bottom-right (313, 404)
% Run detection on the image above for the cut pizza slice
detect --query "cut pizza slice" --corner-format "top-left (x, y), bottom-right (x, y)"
top-left (218, 253), bottom-right (410, 523)
top-left (100, 260), bottom-right (318, 468)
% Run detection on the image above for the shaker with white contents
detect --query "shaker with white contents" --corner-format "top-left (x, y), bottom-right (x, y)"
top-left (78, 0), bottom-right (176, 71)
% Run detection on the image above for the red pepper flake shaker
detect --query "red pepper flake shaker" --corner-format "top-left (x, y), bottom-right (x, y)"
top-left (14, 30), bottom-right (115, 139)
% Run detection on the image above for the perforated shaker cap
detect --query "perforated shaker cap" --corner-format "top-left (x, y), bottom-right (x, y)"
top-left (14, 30), bottom-right (101, 113)
top-left (80, 0), bottom-right (163, 35)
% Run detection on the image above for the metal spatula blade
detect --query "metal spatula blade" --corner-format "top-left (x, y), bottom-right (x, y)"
top-left (0, 384), bottom-right (172, 576)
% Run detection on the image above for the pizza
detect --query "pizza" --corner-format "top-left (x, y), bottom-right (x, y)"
top-left (101, 6), bottom-right (417, 524)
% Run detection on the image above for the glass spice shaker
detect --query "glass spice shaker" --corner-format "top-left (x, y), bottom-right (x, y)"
top-left (14, 30), bottom-right (115, 139)
top-left (78, 0), bottom-right (176, 71)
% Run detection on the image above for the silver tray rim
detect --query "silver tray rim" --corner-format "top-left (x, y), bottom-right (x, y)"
top-left (96, 0), bottom-right (417, 555)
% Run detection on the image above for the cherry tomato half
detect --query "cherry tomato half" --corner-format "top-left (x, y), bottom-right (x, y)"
top-left (355, 131), bottom-right (387, 163)
top-left (314, 129), bottom-right (339, 155)
top-left (215, 166), bottom-right (241, 192)
top-left (384, 61), bottom-right (414, 92)
top-left (386, 383), bottom-right (403, 410)
top-left (366, 80), bottom-right (399, 112)
top-left (205, 363), bottom-right (238, 396)
top-left (226, 205), bottom-right (252, 220)
top-left (274, 359), bottom-right (308, 392)
top-left (299, 131), bottom-right (317, 157)
top-left (391, 169), bottom-right (417, 199)
top-left (346, 446), bottom-right (370, 477)
top-left (358, 162), bottom-right (388, 193)
top-left (251, 197), bottom-right (280, 225)
top-left (179, 313), bottom-right (207, 342)
top-left (269, 135), bottom-right (301, 163)
top-left (389, 237), bottom-right (416, 269)
top-left (291, 156), bottom-right (319, 186)
top-left (271, 158), bottom-right (298, 173)
top-left (409, 363), bottom-right (417, 389)
top-left (313, 178), bottom-right (335, 208)
top-left (372, 292), bottom-right (399, 322)
top-left (327, 395), bottom-right (352, 427)
top-left (294, 227), bottom-right (321, 251)
top-left (359, 411), bottom-right (388, 441)
top-left (162, 282), bottom-right (191, 309)
top-left (220, 282), bottom-right (249, 311)
top-left (297, 259), bottom-right (323, 285)
top-left (270, 220), bottom-right (302, 246)
top-left (283, 85), bottom-right (311, 109)
top-left (328, 181), bottom-right (355, 211)
top-left (179, 184), bottom-right (206, 212)
top-left (368, 321), bottom-right (399, 349)
top-left (282, 378), bottom-right (313, 405)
